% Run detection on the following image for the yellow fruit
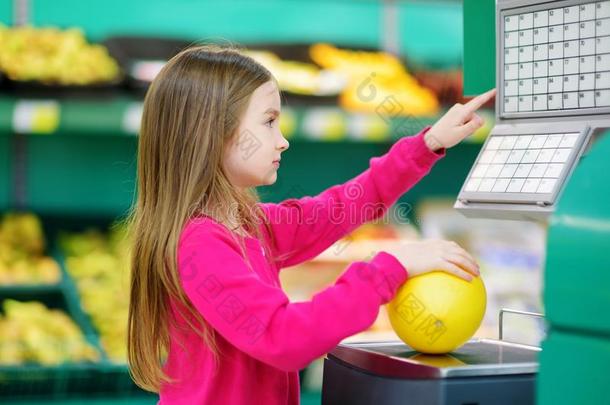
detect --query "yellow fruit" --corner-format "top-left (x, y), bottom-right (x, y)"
top-left (61, 222), bottom-right (130, 362)
top-left (35, 257), bottom-right (61, 283)
top-left (0, 25), bottom-right (119, 85)
top-left (309, 43), bottom-right (439, 116)
top-left (0, 212), bottom-right (45, 255)
top-left (387, 272), bottom-right (486, 354)
top-left (0, 299), bottom-right (100, 365)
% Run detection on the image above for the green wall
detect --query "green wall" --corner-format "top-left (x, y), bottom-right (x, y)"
top-left (463, 0), bottom-right (495, 95)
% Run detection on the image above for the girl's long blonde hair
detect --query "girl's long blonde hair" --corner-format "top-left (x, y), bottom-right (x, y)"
top-left (127, 45), bottom-right (276, 392)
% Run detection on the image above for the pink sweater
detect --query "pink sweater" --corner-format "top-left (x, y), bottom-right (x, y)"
top-left (159, 127), bottom-right (444, 404)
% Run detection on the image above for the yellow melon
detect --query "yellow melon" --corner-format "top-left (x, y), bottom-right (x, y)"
top-left (387, 271), bottom-right (486, 354)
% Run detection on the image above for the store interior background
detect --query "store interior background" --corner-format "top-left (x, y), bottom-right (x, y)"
top-left (0, 1), bottom-right (547, 404)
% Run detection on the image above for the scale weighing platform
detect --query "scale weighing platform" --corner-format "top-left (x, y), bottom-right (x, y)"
top-left (321, 339), bottom-right (538, 405)
top-left (321, 0), bottom-right (610, 404)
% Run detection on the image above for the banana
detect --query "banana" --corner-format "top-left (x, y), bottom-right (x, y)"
top-left (0, 24), bottom-right (119, 85)
top-left (0, 299), bottom-right (100, 365)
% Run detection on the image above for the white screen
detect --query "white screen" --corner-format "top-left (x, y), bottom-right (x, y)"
top-left (502, 1), bottom-right (610, 114)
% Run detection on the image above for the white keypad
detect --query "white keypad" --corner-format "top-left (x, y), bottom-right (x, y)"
top-left (530, 163), bottom-right (549, 176)
top-left (536, 149), bottom-right (555, 162)
top-left (538, 178), bottom-right (558, 193)
top-left (545, 163), bottom-right (565, 177)
top-left (522, 149), bottom-right (541, 163)
top-left (486, 164), bottom-right (503, 178)
top-left (500, 164), bottom-right (519, 178)
top-left (472, 164), bottom-right (489, 177)
top-left (504, 1), bottom-right (610, 114)
top-left (507, 149), bottom-right (526, 163)
top-left (464, 133), bottom-right (581, 197)
top-left (492, 150), bottom-right (511, 164)
top-left (522, 178), bottom-right (542, 193)
top-left (515, 135), bottom-right (533, 148)
top-left (544, 134), bottom-right (563, 147)
top-left (515, 163), bottom-right (534, 177)
top-left (507, 178), bottom-right (526, 192)
top-left (530, 135), bottom-right (548, 148)
top-left (479, 179), bottom-right (496, 192)
top-left (552, 148), bottom-right (572, 162)
top-left (492, 178), bottom-right (511, 192)
top-left (465, 178), bottom-right (482, 192)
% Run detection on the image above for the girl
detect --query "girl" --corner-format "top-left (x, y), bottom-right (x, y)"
top-left (127, 45), bottom-right (494, 405)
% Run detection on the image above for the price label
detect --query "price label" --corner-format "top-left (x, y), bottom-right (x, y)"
top-left (122, 102), bottom-right (144, 135)
top-left (13, 101), bottom-right (60, 134)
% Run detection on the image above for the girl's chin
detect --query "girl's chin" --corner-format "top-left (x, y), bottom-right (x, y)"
top-left (265, 174), bottom-right (278, 185)
top-left (248, 175), bottom-right (277, 188)
top-left (263, 172), bottom-right (278, 185)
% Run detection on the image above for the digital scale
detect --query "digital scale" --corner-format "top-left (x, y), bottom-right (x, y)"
top-left (322, 339), bottom-right (537, 405)
top-left (321, 310), bottom-right (542, 405)
top-left (321, 1), bottom-right (610, 404)
top-left (456, 0), bottom-right (610, 221)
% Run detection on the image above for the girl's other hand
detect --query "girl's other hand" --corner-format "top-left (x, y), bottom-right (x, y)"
top-left (424, 88), bottom-right (497, 151)
top-left (383, 239), bottom-right (480, 282)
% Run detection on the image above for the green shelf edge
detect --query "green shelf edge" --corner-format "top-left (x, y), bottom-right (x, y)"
top-left (0, 96), bottom-right (493, 143)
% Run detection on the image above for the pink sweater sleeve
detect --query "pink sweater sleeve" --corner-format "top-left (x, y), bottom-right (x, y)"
top-left (259, 126), bottom-right (445, 269)
top-left (178, 221), bottom-right (408, 372)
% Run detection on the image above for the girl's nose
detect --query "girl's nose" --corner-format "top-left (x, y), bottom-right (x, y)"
top-left (278, 135), bottom-right (289, 151)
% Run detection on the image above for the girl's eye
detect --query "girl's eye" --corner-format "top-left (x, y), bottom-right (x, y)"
top-left (265, 118), bottom-right (275, 128)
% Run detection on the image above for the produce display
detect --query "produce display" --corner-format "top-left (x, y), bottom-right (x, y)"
top-left (0, 25), bottom-right (120, 85)
top-left (310, 43), bottom-right (440, 116)
top-left (0, 299), bottom-right (100, 365)
top-left (243, 44), bottom-right (440, 117)
top-left (244, 49), bottom-right (346, 96)
top-left (59, 224), bottom-right (129, 363)
top-left (0, 212), bottom-right (61, 285)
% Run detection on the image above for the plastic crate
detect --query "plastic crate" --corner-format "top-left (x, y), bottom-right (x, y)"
top-left (0, 288), bottom-right (100, 399)
top-left (0, 264), bottom-right (143, 399)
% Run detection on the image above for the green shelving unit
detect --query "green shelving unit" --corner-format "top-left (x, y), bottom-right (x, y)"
top-left (0, 96), bottom-right (492, 218)
top-left (25, 135), bottom-right (137, 217)
top-left (0, 135), bottom-right (10, 210)
top-left (0, 3), bottom-right (474, 403)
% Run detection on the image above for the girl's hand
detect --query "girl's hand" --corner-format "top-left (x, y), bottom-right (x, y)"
top-left (424, 88), bottom-right (497, 151)
top-left (384, 239), bottom-right (480, 282)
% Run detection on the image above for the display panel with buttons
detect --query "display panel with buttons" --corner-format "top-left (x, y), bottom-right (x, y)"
top-left (456, 0), bottom-right (608, 220)
top-left (459, 131), bottom-right (586, 204)
top-left (502, 0), bottom-right (610, 117)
